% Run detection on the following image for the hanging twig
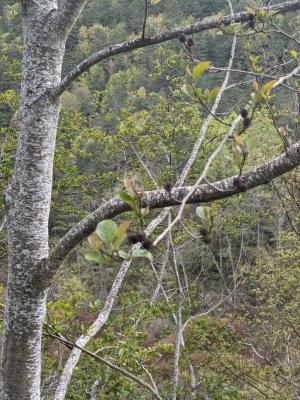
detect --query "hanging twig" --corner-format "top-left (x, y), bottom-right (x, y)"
top-left (142, 0), bottom-right (148, 39)
top-left (44, 326), bottom-right (163, 400)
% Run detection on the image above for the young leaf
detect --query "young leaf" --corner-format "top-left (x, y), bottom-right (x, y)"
top-left (132, 248), bottom-right (153, 261)
top-left (246, 7), bottom-right (256, 15)
top-left (233, 145), bottom-right (243, 169)
top-left (196, 206), bottom-right (210, 220)
top-left (181, 84), bottom-right (194, 98)
top-left (257, 8), bottom-right (266, 20)
top-left (116, 221), bottom-right (131, 244)
top-left (185, 66), bottom-right (192, 80)
top-left (209, 86), bottom-right (220, 100)
top-left (84, 253), bottom-right (102, 263)
top-left (123, 178), bottom-right (139, 198)
top-left (96, 220), bottom-right (117, 246)
top-left (118, 250), bottom-right (130, 260)
top-left (290, 50), bottom-right (298, 59)
top-left (192, 61), bottom-right (210, 81)
top-left (119, 190), bottom-right (134, 206)
top-left (252, 81), bottom-right (259, 92)
top-left (262, 79), bottom-right (276, 95)
top-left (88, 234), bottom-right (103, 251)
top-left (234, 135), bottom-right (242, 145)
top-left (193, 88), bottom-right (202, 99)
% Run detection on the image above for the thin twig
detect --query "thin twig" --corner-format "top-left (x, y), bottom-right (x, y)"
top-left (44, 327), bottom-right (163, 400)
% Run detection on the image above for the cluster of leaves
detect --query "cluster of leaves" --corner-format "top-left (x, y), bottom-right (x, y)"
top-left (85, 219), bottom-right (153, 264)
top-left (182, 61), bottom-right (220, 103)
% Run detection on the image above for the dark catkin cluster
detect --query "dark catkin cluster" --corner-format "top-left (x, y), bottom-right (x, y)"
top-left (178, 33), bottom-right (194, 48)
top-left (240, 108), bottom-right (251, 129)
top-left (163, 181), bottom-right (173, 193)
top-left (233, 176), bottom-right (246, 192)
top-left (142, 238), bottom-right (154, 250)
top-left (128, 231), bottom-right (146, 244)
top-left (243, 117), bottom-right (251, 129)
top-left (128, 231), bottom-right (153, 250)
top-left (187, 37), bottom-right (194, 47)
top-left (200, 227), bottom-right (211, 245)
top-left (178, 33), bottom-right (187, 43)
top-left (240, 108), bottom-right (248, 118)
top-left (248, 13), bottom-right (256, 29)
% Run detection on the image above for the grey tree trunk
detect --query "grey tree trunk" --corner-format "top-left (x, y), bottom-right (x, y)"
top-left (1, 1), bottom-right (65, 398)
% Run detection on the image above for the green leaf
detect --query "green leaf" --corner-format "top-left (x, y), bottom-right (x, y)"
top-left (118, 250), bottom-right (130, 260)
top-left (196, 206), bottom-right (210, 220)
top-left (119, 190), bottom-right (134, 206)
top-left (246, 7), bottom-right (256, 15)
top-left (290, 50), bottom-right (298, 59)
top-left (193, 88), bottom-right (202, 99)
top-left (185, 66), bottom-right (192, 80)
top-left (116, 221), bottom-right (131, 244)
top-left (181, 84), bottom-right (194, 98)
top-left (209, 86), bottom-right (220, 100)
top-left (84, 253), bottom-right (102, 263)
top-left (262, 79), bottom-right (276, 95)
top-left (96, 220), bottom-right (117, 246)
top-left (192, 61), bottom-right (210, 81)
top-left (88, 234), bottom-right (103, 251)
top-left (257, 8), bottom-right (266, 20)
top-left (94, 299), bottom-right (102, 307)
top-left (132, 249), bottom-right (153, 261)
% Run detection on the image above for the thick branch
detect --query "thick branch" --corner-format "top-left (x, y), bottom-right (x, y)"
top-left (52, 0), bottom-right (300, 97)
top-left (33, 141), bottom-right (300, 290)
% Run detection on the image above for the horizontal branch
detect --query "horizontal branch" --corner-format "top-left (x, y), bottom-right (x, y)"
top-left (52, 0), bottom-right (300, 97)
top-left (33, 141), bottom-right (300, 290)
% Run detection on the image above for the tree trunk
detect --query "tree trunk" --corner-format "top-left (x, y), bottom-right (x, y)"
top-left (0, 2), bottom-right (65, 398)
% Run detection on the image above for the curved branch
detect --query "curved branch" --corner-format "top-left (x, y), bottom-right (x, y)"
top-left (33, 141), bottom-right (300, 290)
top-left (52, 0), bottom-right (300, 97)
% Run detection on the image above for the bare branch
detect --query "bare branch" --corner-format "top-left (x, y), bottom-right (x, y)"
top-left (142, 0), bottom-right (148, 40)
top-left (33, 140), bottom-right (300, 289)
top-left (153, 64), bottom-right (300, 246)
top-left (0, 215), bottom-right (6, 233)
top-left (52, 0), bottom-right (300, 97)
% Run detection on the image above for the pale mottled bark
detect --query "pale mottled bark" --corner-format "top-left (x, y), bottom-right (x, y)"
top-left (51, 0), bottom-right (88, 37)
top-left (0, 1), bottom-right (85, 399)
top-left (1, 2), bottom-right (64, 397)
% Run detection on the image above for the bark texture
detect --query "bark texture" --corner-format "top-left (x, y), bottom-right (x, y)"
top-left (0, 1), bottom-right (83, 399)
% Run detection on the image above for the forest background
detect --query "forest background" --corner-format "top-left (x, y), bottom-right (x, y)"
top-left (0, 0), bottom-right (300, 399)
